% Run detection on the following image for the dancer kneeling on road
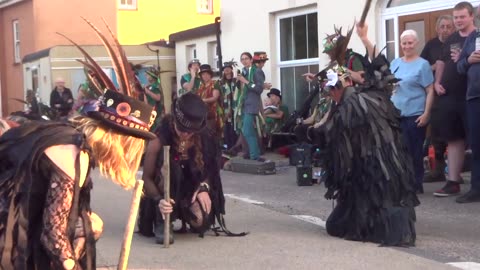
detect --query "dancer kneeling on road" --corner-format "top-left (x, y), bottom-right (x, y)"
top-left (142, 93), bottom-right (246, 245)
top-left (298, 25), bottom-right (420, 246)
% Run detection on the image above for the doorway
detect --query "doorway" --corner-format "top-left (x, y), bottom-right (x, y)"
top-left (398, 8), bottom-right (453, 55)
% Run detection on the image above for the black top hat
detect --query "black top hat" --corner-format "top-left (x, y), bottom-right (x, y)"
top-left (198, 64), bottom-right (214, 76)
top-left (84, 90), bottom-right (157, 139)
top-left (172, 92), bottom-right (207, 133)
top-left (253, 51), bottom-right (269, 63)
top-left (145, 66), bottom-right (160, 79)
top-left (223, 61), bottom-right (235, 69)
top-left (267, 88), bottom-right (282, 100)
top-left (188, 59), bottom-right (201, 69)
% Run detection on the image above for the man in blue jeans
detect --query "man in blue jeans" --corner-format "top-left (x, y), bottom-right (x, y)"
top-left (237, 52), bottom-right (269, 161)
top-left (457, 28), bottom-right (480, 203)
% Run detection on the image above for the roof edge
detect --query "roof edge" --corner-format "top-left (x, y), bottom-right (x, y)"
top-left (0, 0), bottom-right (26, 9)
top-left (169, 22), bottom-right (218, 43)
top-left (22, 47), bottom-right (51, 63)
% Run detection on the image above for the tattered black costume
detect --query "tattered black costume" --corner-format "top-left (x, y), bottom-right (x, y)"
top-left (140, 115), bottom-right (245, 239)
top-left (309, 54), bottom-right (420, 246)
top-left (0, 122), bottom-right (96, 270)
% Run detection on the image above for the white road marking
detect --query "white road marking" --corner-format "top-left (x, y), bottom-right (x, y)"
top-left (447, 262), bottom-right (480, 270)
top-left (291, 215), bottom-right (326, 228)
top-left (224, 194), bottom-right (265, 205)
top-left (223, 194), bottom-right (326, 229)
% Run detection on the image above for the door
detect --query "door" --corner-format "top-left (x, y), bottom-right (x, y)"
top-left (398, 8), bottom-right (453, 56)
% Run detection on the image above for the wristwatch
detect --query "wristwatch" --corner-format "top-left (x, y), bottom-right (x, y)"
top-left (198, 182), bottom-right (210, 193)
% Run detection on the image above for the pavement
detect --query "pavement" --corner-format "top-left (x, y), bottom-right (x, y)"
top-left (92, 152), bottom-right (480, 270)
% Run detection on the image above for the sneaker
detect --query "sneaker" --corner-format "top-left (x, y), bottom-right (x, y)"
top-left (456, 189), bottom-right (480, 203)
top-left (433, 181), bottom-right (461, 197)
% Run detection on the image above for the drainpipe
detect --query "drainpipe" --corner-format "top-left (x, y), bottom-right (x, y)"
top-left (146, 43), bottom-right (160, 69)
top-left (215, 17), bottom-right (222, 73)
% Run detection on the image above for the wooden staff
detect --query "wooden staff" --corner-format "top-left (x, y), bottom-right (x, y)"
top-left (163, 145), bottom-right (171, 248)
top-left (359, 0), bottom-right (372, 26)
top-left (117, 179), bottom-right (144, 270)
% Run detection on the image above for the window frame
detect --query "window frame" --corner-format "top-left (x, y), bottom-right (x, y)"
top-left (378, 0), bottom-right (480, 59)
top-left (275, 7), bottom-right (319, 110)
top-left (197, 0), bottom-right (213, 14)
top-left (186, 44), bottom-right (197, 63)
top-left (208, 41), bottom-right (219, 71)
top-left (13, 20), bottom-right (20, 64)
top-left (118, 0), bottom-right (137, 10)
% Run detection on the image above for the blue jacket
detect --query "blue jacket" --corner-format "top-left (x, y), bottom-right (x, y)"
top-left (457, 30), bottom-right (480, 100)
top-left (243, 67), bottom-right (265, 114)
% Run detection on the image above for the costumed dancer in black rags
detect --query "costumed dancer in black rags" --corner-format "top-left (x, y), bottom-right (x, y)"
top-left (302, 25), bottom-right (420, 246)
top-left (140, 92), bottom-right (247, 245)
top-left (0, 18), bottom-right (158, 270)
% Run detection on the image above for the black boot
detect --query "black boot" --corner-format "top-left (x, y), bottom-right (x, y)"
top-left (155, 210), bottom-right (174, 245)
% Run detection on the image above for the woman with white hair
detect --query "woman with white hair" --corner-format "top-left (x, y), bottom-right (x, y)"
top-left (390, 29), bottom-right (435, 194)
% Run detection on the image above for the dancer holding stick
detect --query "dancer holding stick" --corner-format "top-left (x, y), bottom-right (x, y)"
top-left (0, 17), bottom-right (158, 270)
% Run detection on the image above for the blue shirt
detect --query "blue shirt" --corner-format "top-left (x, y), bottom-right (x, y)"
top-left (390, 57), bottom-right (433, 117)
top-left (457, 30), bottom-right (480, 100)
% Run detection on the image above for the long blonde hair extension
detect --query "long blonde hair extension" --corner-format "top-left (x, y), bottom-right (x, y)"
top-left (73, 116), bottom-right (145, 189)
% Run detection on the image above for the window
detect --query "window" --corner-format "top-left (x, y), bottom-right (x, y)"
top-left (208, 41), bottom-right (219, 71)
top-left (279, 12), bottom-right (318, 61)
top-left (385, 19), bottom-right (396, 62)
top-left (280, 64), bottom-right (319, 110)
top-left (119, 0), bottom-right (137, 10)
top-left (277, 11), bottom-right (319, 110)
top-left (197, 0), bottom-right (213, 14)
top-left (186, 45), bottom-right (197, 63)
top-left (387, 0), bottom-right (429, 7)
top-left (13, 20), bottom-right (20, 63)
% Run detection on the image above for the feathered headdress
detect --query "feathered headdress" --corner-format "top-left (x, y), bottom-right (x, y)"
top-left (359, 47), bottom-right (401, 96)
top-left (57, 17), bottom-right (157, 139)
top-left (316, 24), bottom-right (356, 91)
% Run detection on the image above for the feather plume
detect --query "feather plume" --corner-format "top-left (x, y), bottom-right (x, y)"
top-left (101, 17), bottom-right (137, 97)
top-left (56, 32), bottom-right (117, 92)
top-left (80, 16), bottom-right (129, 96)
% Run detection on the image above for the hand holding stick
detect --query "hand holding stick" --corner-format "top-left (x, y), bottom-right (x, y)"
top-left (163, 145), bottom-right (171, 248)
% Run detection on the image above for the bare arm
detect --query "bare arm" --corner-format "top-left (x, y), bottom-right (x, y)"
top-left (182, 70), bottom-right (197, 91)
top-left (356, 22), bottom-right (377, 60)
top-left (182, 79), bottom-right (195, 91)
top-left (302, 107), bottom-right (318, 125)
top-left (202, 89), bottom-right (220, 104)
top-left (42, 145), bottom-right (82, 269)
top-left (434, 60), bottom-right (446, 95)
top-left (424, 84), bottom-right (435, 116)
top-left (265, 109), bottom-right (284, 119)
top-left (145, 87), bottom-right (162, 102)
top-left (416, 83), bottom-right (434, 127)
top-left (142, 137), bottom-right (162, 198)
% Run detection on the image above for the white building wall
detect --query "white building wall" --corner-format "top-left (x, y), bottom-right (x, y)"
top-left (175, 34), bottom-right (217, 89)
top-left (23, 57), bottom-right (52, 106)
top-left (220, 0), bottom-right (380, 90)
